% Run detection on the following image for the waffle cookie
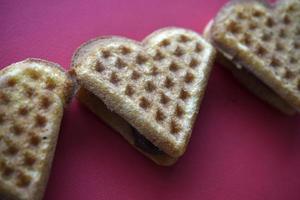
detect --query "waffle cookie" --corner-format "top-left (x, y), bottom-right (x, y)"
top-left (205, 0), bottom-right (300, 114)
top-left (0, 58), bottom-right (73, 200)
top-left (72, 27), bottom-right (216, 166)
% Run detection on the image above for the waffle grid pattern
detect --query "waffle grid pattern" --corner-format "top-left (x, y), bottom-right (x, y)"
top-left (221, 0), bottom-right (300, 92)
top-left (0, 67), bottom-right (61, 196)
top-left (89, 33), bottom-right (207, 140)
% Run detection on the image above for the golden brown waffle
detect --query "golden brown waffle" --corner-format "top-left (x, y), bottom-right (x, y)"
top-left (207, 0), bottom-right (300, 114)
top-left (0, 58), bottom-right (73, 200)
top-left (72, 27), bottom-right (216, 165)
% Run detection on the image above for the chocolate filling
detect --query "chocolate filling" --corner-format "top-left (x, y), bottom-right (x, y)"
top-left (131, 127), bottom-right (164, 155)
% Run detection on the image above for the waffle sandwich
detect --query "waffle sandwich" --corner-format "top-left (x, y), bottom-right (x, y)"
top-left (205, 0), bottom-right (300, 115)
top-left (72, 27), bottom-right (216, 165)
top-left (0, 58), bottom-right (73, 200)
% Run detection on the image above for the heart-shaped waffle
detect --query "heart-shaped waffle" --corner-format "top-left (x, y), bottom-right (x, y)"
top-left (0, 59), bottom-right (73, 200)
top-left (72, 27), bottom-right (215, 165)
top-left (208, 0), bottom-right (300, 114)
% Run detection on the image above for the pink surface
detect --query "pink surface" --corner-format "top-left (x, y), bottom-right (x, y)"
top-left (1, 0), bottom-right (300, 199)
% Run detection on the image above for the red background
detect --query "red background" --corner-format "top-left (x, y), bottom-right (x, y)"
top-left (1, 0), bottom-right (300, 199)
